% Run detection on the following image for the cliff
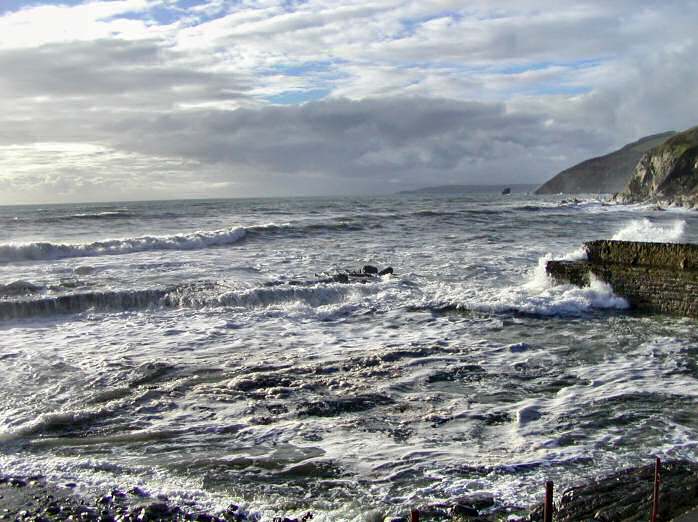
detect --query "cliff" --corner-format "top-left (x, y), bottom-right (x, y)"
top-left (615, 125), bottom-right (698, 207)
top-left (546, 240), bottom-right (698, 317)
top-left (534, 132), bottom-right (675, 195)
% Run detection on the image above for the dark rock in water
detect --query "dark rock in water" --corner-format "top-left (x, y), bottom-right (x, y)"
top-left (273, 515), bottom-right (313, 522)
top-left (501, 187), bottom-right (511, 195)
top-left (297, 393), bottom-right (394, 417)
top-left (275, 266), bottom-right (395, 287)
top-left (415, 504), bottom-right (451, 520)
top-left (128, 486), bottom-right (149, 497)
top-left (0, 280), bottom-right (42, 296)
top-left (452, 493), bottom-right (495, 511)
top-left (451, 503), bottom-right (479, 517)
top-left (528, 460), bottom-right (698, 522)
top-left (363, 265), bottom-right (379, 274)
top-left (332, 273), bottom-right (350, 283)
top-left (141, 502), bottom-right (171, 516)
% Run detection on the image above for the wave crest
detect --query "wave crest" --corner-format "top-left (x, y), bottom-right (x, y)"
top-left (0, 281), bottom-right (370, 320)
top-left (0, 227), bottom-right (247, 263)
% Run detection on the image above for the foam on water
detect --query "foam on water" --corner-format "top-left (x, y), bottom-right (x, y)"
top-left (431, 217), bottom-right (691, 316)
top-left (424, 247), bottom-right (628, 317)
top-left (1, 196), bottom-right (697, 520)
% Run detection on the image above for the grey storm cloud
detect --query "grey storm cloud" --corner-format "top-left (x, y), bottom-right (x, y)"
top-left (1, 0), bottom-right (698, 203)
top-left (101, 97), bottom-right (607, 191)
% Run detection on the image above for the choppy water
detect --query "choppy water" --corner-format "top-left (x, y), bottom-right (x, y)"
top-left (1, 194), bottom-right (697, 520)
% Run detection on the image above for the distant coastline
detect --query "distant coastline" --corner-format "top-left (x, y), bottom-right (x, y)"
top-left (398, 183), bottom-right (538, 195)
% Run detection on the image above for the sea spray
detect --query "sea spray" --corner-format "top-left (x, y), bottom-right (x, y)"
top-left (612, 218), bottom-right (686, 242)
top-left (425, 244), bottom-right (627, 316)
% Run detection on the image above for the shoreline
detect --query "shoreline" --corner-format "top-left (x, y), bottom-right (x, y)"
top-left (0, 475), bottom-right (246, 521)
top-left (3, 461), bottom-right (698, 521)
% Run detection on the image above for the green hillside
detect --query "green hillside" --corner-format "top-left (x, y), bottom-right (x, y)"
top-left (535, 131), bottom-right (675, 194)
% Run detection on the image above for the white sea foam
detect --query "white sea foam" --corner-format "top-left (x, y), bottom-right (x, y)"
top-left (612, 218), bottom-right (686, 242)
top-left (218, 284), bottom-right (363, 309)
top-left (459, 217), bottom-right (690, 315)
top-left (67, 211), bottom-right (133, 219)
top-left (424, 242), bottom-right (629, 316)
top-left (2, 195), bottom-right (697, 519)
top-left (0, 226), bottom-right (247, 262)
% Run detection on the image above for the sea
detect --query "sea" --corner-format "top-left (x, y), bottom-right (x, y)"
top-left (1, 193), bottom-right (697, 520)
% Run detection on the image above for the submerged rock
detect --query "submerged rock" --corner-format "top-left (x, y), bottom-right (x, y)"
top-left (0, 280), bottom-right (42, 296)
top-left (265, 266), bottom-right (396, 288)
top-left (297, 393), bottom-right (394, 417)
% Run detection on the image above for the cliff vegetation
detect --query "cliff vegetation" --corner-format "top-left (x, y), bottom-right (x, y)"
top-left (615, 125), bottom-right (698, 207)
top-left (535, 132), bottom-right (674, 195)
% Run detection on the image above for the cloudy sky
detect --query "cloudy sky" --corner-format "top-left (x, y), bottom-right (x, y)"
top-left (1, 0), bottom-right (697, 204)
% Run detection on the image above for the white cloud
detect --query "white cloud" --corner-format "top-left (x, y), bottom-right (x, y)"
top-left (0, 0), bottom-right (696, 203)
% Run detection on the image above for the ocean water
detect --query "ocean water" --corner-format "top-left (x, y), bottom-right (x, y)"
top-left (1, 193), bottom-right (697, 520)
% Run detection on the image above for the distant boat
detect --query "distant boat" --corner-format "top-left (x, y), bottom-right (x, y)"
top-left (501, 187), bottom-right (511, 195)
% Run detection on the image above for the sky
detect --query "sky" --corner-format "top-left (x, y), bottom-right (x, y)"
top-left (1, 0), bottom-right (697, 204)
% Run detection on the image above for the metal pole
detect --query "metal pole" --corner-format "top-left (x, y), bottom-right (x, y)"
top-left (544, 480), bottom-right (554, 522)
top-left (651, 457), bottom-right (661, 522)
top-left (410, 508), bottom-right (419, 522)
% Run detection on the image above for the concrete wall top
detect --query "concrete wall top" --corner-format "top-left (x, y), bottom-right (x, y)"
top-left (584, 240), bottom-right (698, 271)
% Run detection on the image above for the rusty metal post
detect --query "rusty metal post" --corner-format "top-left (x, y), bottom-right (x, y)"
top-left (544, 480), bottom-right (554, 522)
top-left (409, 508), bottom-right (419, 522)
top-left (651, 457), bottom-right (661, 522)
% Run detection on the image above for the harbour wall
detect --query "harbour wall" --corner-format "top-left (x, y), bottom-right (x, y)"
top-left (546, 240), bottom-right (698, 317)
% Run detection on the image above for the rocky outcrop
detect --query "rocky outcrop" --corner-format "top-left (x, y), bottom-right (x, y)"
top-left (528, 460), bottom-right (698, 522)
top-left (546, 240), bottom-right (698, 316)
top-left (535, 132), bottom-right (675, 195)
top-left (535, 131), bottom-right (675, 194)
top-left (615, 126), bottom-right (698, 207)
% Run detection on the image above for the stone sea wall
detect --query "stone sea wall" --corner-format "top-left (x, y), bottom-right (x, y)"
top-left (546, 240), bottom-right (698, 317)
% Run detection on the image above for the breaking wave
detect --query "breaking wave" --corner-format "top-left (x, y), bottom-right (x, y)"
top-left (423, 248), bottom-right (628, 317)
top-left (63, 210), bottom-right (134, 220)
top-left (0, 227), bottom-right (248, 263)
top-left (0, 281), bottom-right (368, 320)
top-left (0, 220), bottom-right (375, 263)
